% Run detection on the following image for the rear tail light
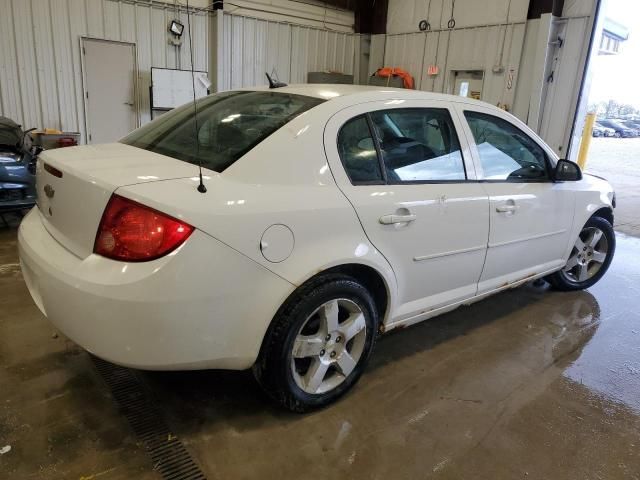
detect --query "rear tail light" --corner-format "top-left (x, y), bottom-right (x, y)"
top-left (94, 194), bottom-right (194, 262)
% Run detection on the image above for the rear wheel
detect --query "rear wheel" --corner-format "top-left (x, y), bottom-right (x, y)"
top-left (253, 274), bottom-right (378, 412)
top-left (547, 216), bottom-right (615, 291)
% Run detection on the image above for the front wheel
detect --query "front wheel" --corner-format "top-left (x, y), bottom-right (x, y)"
top-left (547, 216), bottom-right (615, 291)
top-left (253, 274), bottom-right (378, 412)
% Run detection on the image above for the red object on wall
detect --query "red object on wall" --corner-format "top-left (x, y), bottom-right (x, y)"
top-left (374, 67), bottom-right (415, 89)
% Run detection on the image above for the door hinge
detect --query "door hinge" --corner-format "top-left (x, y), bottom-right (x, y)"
top-left (82, 46), bottom-right (86, 55)
top-left (85, 91), bottom-right (89, 99)
top-left (89, 133), bottom-right (92, 141)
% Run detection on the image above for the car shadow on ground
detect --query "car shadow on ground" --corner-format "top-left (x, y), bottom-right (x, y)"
top-left (137, 281), bottom-right (600, 435)
top-left (0, 211), bottom-right (25, 229)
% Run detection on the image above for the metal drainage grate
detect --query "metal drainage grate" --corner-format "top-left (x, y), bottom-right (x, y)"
top-left (92, 356), bottom-right (207, 480)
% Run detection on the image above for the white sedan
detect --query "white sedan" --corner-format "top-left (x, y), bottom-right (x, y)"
top-left (18, 85), bottom-right (616, 411)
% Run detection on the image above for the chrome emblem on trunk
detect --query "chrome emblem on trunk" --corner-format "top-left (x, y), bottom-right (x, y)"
top-left (44, 184), bottom-right (55, 199)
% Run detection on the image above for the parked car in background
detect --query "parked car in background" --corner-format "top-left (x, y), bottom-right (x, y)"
top-left (598, 119), bottom-right (637, 137)
top-left (0, 117), bottom-right (37, 213)
top-left (593, 122), bottom-right (615, 137)
top-left (621, 120), bottom-right (640, 136)
top-left (18, 85), bottom-right (617, 411)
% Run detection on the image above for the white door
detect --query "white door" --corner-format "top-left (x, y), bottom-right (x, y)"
top-left (324, 100), bottom-right (489, 322)
top-left (455, 105), bottom-right (575, 293)
top-left (82, 39), bottom-right (137, 144)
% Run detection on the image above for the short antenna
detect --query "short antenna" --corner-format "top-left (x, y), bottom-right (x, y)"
top-left (265, 71), bottom-right (287, 89)
top-left (186, 0), bottom-right (206, 193)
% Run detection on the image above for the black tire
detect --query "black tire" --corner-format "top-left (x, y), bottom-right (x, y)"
top-left (253, 273), bottom-right (378, 412)
top-left (546, 215), bottom-right (615, 291)
top-left (614, 131), bottom-right (622, 138)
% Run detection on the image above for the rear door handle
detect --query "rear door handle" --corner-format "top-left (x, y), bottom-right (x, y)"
top-left (379, 213), bottom-right (417, 225)
top-left (496, 199), bottom-right (517, 213)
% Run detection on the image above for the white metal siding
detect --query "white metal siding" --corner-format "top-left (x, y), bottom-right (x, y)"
top-left (386, 0), bottom-right (530, 34)
top-left (222, 0), bottom-right (354, 32)
top-left (0, 0), bottom-right (208, 143)
top-left (217, 12), bottom-right (357, 91)
top-left (538, 16), bottom-right (592, 156)
top-left (383, 23), bottom-right (526, 109)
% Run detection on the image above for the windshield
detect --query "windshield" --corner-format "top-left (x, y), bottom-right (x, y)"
top-left (121, 91), bottom-right (324, 172)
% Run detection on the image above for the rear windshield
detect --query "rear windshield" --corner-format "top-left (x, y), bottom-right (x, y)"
top-left (121, 91), bottom-right (324, 172)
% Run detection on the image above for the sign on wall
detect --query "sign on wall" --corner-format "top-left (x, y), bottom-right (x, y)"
top-left (151, 67), bottom-right (210, 110)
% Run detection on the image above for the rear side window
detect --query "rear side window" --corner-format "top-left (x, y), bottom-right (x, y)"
top-left (337, 115), bottom-right (384, 184)
top-left (121, 91), bottom-right (324, 172)
top-left (464, 111), bottom-right (549, 181)
top-left (369, 108), bottom-right (465, 182)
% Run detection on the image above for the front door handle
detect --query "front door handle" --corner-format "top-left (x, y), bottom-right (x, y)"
top-left (379, 213), bottom-right (417, 225)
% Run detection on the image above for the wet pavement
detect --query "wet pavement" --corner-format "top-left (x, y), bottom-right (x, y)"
top-left (587, 137), bottom-right (640, 237)
top-left (1, 218), bottom-right (640, 479)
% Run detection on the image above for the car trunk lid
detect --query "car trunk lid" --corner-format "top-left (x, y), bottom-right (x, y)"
top-left (36, 143), bottom-right (201, 259)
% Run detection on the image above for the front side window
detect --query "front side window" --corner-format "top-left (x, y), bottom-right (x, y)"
top-left (464, 111), bottom-right (549, 181)
top-left (369, 108), bottom-right (466, 182)
top-left (121, 91), bottom-right (324, 172)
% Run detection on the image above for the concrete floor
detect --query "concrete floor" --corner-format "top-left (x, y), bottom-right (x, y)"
top-left (2, 216), bottom-right (640, 479)
top-left (586, 137), bottom-right (640, 237)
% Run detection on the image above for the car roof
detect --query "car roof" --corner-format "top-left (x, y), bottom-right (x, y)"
top-left (244, 83), bottom-right (491, 107)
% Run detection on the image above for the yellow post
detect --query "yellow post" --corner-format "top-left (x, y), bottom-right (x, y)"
top-left (577, 112), bottom-right (596, 169)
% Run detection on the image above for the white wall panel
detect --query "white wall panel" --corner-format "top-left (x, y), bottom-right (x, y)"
top-left (217, 12), bottom-right (357, 91)
top-left (0, 0), bottom-right (208, 143)
top-left (384, 33), bottom-right (426, 83)
top-left (86, 0), bottom-right (105, 38)
top-left (0, 1), bottom-right (22, 122)
top-left (104, 0), bottom-right (121, 40)
top-left (33, 0), bottom-right (61, 129)
top-left (387, 0), bottom-right (530, 34)
top-left (384, 22), bottom-right (525, 109)
top-left (119, 2), bottom-right (136, 43)
top-left (538, 16), bottom-right (591, 156)
top-left (51, 0), bottom-right (78, 131)
top-left (563, 0), bottom-right (596, 18)
top-left (223, 0), bottom-right (354, 32)
top-left (12, 0), bottom-right (41, 130)
top-left (69, 0), bottom-right (89, 134)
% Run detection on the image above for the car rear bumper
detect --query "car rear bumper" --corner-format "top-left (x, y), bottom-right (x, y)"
top-left (18, 208), bottom-right (294, 370)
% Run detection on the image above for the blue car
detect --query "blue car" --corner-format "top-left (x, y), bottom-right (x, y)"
top-left (0, 117), bottom-right (37, 214)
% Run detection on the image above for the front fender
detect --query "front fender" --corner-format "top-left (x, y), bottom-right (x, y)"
top-left (562, 175), bottom-right (614, 260)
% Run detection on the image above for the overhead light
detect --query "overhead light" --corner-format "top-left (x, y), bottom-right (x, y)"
top-left (169, 20), bottom-right (184, 37)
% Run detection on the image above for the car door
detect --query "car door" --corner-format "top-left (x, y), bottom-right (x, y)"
top-left (324, 100), bottom-right (489, 322)
top-left (454, 105), bottom-right (575, 294)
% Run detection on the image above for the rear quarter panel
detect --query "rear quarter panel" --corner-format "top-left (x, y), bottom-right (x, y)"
top-left (117, 105), bottom-right (399, 323)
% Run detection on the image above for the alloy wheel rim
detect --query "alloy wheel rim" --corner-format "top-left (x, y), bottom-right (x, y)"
top-left (562, 226), bottom-right (609, 283)
top-left (291, 298), bottom-right (367, 395)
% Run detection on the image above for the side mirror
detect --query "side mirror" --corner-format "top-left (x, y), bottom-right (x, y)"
top-left (554, 159), bottom-right (582, 182)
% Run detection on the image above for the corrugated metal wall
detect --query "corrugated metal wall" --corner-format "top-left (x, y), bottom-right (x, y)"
top-left (538, 16), bottom-right (592, 157)
top-left (0, 0), bottom-right (208, 143)
top-left (386, 0), bottom-right (530, 34)
top-left (217, 12), bottom-right (357, 90)
top-left (383, 23), bottom-right (526, 110)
